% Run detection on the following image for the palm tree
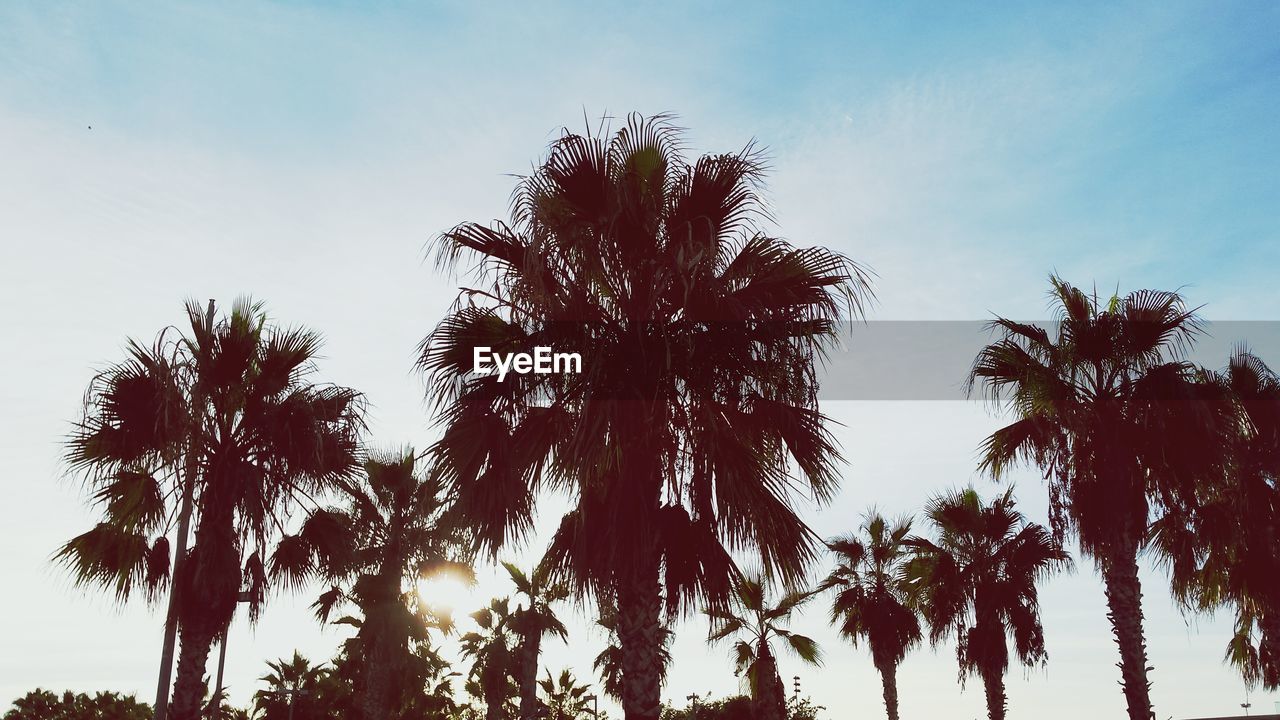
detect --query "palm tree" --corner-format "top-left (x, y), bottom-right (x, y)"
top-left (905, 488), bottom-right (1071, 720)
top-left (254, 652), bottom-right (328, 720)
top-left (537, 669), bottom-right (593, 720)
top-left (270, 448), bottom-right (472, 720)
top-left (822, 513), bottom-right (920, 720)
top-left (60, 299), bottom-right (364, 720)
top-left (967, 277), bottom-right (1219, 720)
top-left (420, 113), bottom-right (870, 720)
top-left (1151, 349), bottom-right (1280, 690)
top-left (705, 574), bottom-right (821, 720)
top-left (461, 598), bottom-right (520, 720)
top-left (503, 561), bottom-right (569, 720)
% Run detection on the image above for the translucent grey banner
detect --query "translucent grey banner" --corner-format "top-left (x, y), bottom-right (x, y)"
top-left (817, 321), bottom-right (1280, 400)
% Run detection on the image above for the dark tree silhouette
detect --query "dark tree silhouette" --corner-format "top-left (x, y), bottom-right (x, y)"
top-left (968, 276), bottom-right (1220, 720)
top-left (906, 488), bottom-right (1071, 720)
top-left (59, 299), bottom-right (364, 720)
top-left (420, 112), bottom-right (870, 720)
top-left (705, 574), bottom-right (821, 720)
top-left (822, 514), bottom-right (920, 720)
top-left (272, 448), bottom-right (472, 720)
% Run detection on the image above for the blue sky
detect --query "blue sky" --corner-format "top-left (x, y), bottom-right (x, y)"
top-left (2, 2), bottom-right (1279, 718)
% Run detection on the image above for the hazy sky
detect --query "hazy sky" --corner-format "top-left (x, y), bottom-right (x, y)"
top-left (2, 2), bottom-right (1279, 718)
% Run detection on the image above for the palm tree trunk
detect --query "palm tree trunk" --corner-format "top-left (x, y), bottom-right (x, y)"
top-left (1101, 540), bottom-right (1153, 720)
top-left (516, 634), bottom-right (541, 720)
top-left (981, 668), bottom-right (1007, 720)
top-left (753, 644), bottom-right (786, 720)
top-left (169, 622), bottom-right (217, 720)
top-left (361, 629), bottom-right (394, 720)
top-left (617, 557), bottom-right (663, 720)
top-left (875, 661), bottom-right (900, 720)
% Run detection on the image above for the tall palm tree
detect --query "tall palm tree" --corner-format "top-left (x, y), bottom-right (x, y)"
top-left (504, 561), bottom-right (569, 720)
top-left (270, 448), bottom-right (472, 720)
top-left (420, 113), bottom-right (870, 720)
top-left (461, 598), bottom-right (520, 720)
top-left (1152, 349), bottom-right (1280, 690)
top-left (60, 299), bottom-right (364, 720)
top-left (967, 277), bottom-right (1219, 720)
top-left (705, 574), bottom-right (821, 720)
top-left (822, 514), bottom-right (920, 720)
top-left (905, 488), bottom-right (1072, 720)
top-left (537, 669), bottom-right (593, 720)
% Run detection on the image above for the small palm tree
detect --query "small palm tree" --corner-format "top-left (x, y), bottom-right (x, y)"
top-left (968, 277), bottom-right (1219, 720)
top-left (461, 598), bottom-right (519, 720)
top-left (822, 514), bottom-right (920, 720)
top-left (504, 561), bottom-right (569, 720)
top-left (60, 299), bottom-right (364, 720)
top-left (905, 488), bottom-right (1072, 720)
top-left (1152, 349), bottom-right (1280, 690)
top-left (270, 448), bottom-right (472, 720)
top-left (705, 574), bottom-right (821, 720)
top-left (420, 113), bottom-right (871, 720)
top-left (538, 669), bottom-right (593, 720)
top-left (254, 652), bottom-right (327, 720)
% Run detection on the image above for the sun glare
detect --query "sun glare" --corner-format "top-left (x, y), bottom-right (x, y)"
top-left (418, 572), bottom-right (476, 616)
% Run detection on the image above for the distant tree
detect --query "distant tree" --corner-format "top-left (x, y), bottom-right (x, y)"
top-left (59, 299), bottom-right (364, 720)
top-left (969, 277), bottom-right (1220, 720)
top-left (905, 488), bottom-right (1071, 720)
top-left (272, 448), bottom-right (472, 720)
top-left (504, 562), bottom-right (568, 720)
top-left (822, 514), bottom-right (920, 720)
top-left (253, 652), bottom-right (329, 720)
top-left (537, 670), bottom-right (592, 720)
top-left (461, 599), bottom-right (519, 720)
top-left (658, 696), bottom-right (754, 720)
top-left (705, 575), bottom-right (820, 720)
top-left (3, 690), bottom-right (151, 720)
top-left (421, 113), bottom-right (870, 720)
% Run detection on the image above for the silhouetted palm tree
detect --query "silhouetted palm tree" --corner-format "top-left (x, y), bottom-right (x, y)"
top-left (254, 652), bottom-right (328, 720)
top-left (60, 299), bottom-right (364, 720)
top-left (462, 599), bottom-right (519, 720)
top-left (420, 113), bottom-right (870, 720)
top-left (504, 561), bottom-right (569, 720)
top-left (1152, 349), bottom-right (1280, 690)
top-left (968, 277), bottom-right (1219, 720)
top-left (822, 514), bottom-right (920, 720)
top-left (705, 574), bottom-right (820, 720)
top-left (538, 669), bottom-right (592, 720)
top-left (270, 448), bottom-right (472, 720)
top-left (905, 488), bottom-right (1071, 720)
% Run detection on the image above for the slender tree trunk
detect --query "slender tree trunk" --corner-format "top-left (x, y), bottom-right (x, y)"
top-left (875, 661), bottom-right (900, 720)
top-left (617, 557), bottom-right (663, 720)
top-left (517, 635), bottom-right (541, 720)
top-left (1101, 540), bottom-right (1153, 720)
top-left (981, 668), bottom-right (1007, 720)
top-left (1258, 610), bottom-right (1280, 689)
top-left (169, 622), bottom-right (217, 720)
top-left (753, 644), bottom-right (786, 720)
